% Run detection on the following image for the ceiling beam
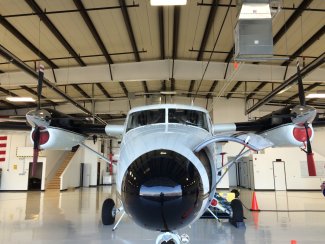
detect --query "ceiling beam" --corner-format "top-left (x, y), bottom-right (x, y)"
top-left (159, 6), bottom-right (165, 60)
top-left (20, 85), bottom-right (58, 106)
top-left (171, 78), bottom-right (175, 92)
top-left (226, 81), bottom-right (243, 99)
top-left (172, 6), bottom-right (180, 60)
top-left (282, 25), bottom-right (325, 66)
top-left (0, 87), bottom-right (20, 109)
top-left (0, 100), bottom-right (21, 109)
top-left (187, 80), bottom-right (195, 97)
top-left (96, 83), bottom-right (111, 99)
top-left (197, 0), bottom-right (219, 61)
top-left (74, 0), bottom-right (128, 98)
top-left (119, 0), bottom-right (148, 97)
top-left (189, 0), bottom-right (219, 96)
top-left (171, 7), bottom-right (180, 92)
top-left (2, 4), bottom-right (140, 18)
top-left (282, 82), bottom-right (322, 104)
top-left (246, 82), bottom-right (268, 101)
top-left (158, 7), bottom-right (166, 93)
top-left (119, 0), bottom-right (140, 62)
top-left (273, 0), bottom-right (313, 45)
top-left (206, 80), bottom-right (219, 99)
top-left (0, 44), bottom-right (106, 124)
top-left (25, 0), bottom-right (85, 67)
top-left (71, 84), bottom-right (91, 99)
top-left (0, 87), bottom-right (18, 97)
top-left (247, 51), bottom-right (325, 114)
top-left (119, 82), bottom-right (129, 97)
top-left (73, 0), bottom-right (113, 64)
top-left (0, 15), bottom-right (58, 68)
top-left (142, 81), bottom-right (149, 95)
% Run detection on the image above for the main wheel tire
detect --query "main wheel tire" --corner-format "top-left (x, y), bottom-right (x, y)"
top-left (102, 198), bottom-right (116, 225)
top-left (230, 199), bottom-right (244, 222)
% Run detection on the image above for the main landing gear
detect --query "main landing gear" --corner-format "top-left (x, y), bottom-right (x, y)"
top-left (155, 232), bottom-right (190, 244)
top-left (102, 198), bottom-right (116, 225)
top-left (102, 198), bottom-right (125, 230)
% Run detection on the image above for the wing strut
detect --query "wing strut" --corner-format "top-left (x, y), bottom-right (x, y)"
top-left (79, 142), bottom-right (114, 165)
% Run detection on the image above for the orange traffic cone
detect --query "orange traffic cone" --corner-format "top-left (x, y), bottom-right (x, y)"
top-left (250, 191), bottom-right (260, 211)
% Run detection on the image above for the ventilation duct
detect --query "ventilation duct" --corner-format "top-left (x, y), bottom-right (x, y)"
top-left (234, 0), bottom-right (273, 60)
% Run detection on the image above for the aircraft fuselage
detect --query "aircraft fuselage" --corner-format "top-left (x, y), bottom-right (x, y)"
top-left (116, 104), bottom-right (217, 231)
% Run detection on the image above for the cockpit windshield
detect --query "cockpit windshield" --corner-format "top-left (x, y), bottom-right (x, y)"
top-left (168, 109), bottom-right (209, 131)
top-left (126, 109), bottom-right (165, 132)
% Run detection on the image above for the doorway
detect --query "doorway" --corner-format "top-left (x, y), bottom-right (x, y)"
top-left (97, 162), bottom-right (100, 185)
top-left (28, 162), bottom-right (43, 190)
top-left (273, 161), bottom-right (287, 190)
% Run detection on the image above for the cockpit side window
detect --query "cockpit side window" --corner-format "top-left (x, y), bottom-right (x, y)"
top-left (168, 109), bottom-right (209, 131)
top-left (126, 109), bottom-right (165, 132)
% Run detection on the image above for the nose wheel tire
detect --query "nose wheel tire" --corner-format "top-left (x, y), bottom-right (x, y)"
top-left (102, 198), bottom-right (116, 225)
top-left (156, 232), bottom-right (189, 244)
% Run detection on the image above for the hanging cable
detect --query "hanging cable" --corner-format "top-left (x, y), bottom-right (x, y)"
top-left (193, 0), bottom-right (233, 102)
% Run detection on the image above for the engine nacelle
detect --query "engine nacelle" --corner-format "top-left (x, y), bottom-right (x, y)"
top-left (260, 124), bottom-right (314, 147)
top-left (31, 127), bottom-right (86, 150)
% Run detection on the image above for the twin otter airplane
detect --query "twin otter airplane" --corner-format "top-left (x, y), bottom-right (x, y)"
top-left (24, 101), bottom-right (316, 244)
top-left (2, 60), bottom-right (316, 244)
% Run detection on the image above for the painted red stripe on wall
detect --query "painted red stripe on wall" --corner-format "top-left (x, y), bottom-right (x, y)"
top-left (0, 158), bottom-right (5, 162)
top-left (0, 151), bottom-right (5, 155)
top-left (0, 136), bottom-right (7, 140)
top-left (0, 143), bottom-right (7, 147)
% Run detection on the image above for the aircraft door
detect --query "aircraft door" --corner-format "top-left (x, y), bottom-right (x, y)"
top-left (83, 163), bottom-right (91, 187)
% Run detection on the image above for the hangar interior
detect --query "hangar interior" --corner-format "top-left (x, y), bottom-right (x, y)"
top-left (0, 0), bottom-right (324, 243)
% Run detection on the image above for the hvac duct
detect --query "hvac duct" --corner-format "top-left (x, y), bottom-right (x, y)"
top-left (235, 0), bottom-right (273, 59)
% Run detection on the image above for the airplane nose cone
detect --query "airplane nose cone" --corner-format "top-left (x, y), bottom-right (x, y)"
top-left (121, 150), bottom-right (205, 231)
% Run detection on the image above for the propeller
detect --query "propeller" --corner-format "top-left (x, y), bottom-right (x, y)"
top-left (293, 61), bottom-right (317, 176)
top-left (37, 64), bottom-right (44, 110)
top-left (31, 64), bottom-right (45, 177)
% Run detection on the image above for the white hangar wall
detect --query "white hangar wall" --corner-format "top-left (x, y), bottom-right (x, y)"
top-left (212, 97), bottom-right (325, 190)
top-left (0, 132), bottom-right (67, 191)
top-left (0, 131), bottom-right (103, 191)
top-left (1, 97), bottom-right (324, 191)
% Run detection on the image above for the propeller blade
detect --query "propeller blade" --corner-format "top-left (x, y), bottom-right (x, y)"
top-left (32, 127), bottom-right (41, 177)
top-left (304, 123), bottom-right (316, 176)
top-left (296, 61), bottom-right (306, 106)
top-left (37, 64), bottom-right (44, 110)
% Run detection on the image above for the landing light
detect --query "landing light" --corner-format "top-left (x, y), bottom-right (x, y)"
top-left (160, 151), bottom-right (167, 155)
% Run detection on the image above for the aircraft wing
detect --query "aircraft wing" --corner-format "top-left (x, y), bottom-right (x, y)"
top-left (0, 118), bottom-right (109, 135)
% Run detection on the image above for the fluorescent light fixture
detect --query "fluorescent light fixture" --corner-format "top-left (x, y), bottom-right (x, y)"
top-left (150, 0), bottom-right (187, 6)
top-left (160, 91), bottom-right (177, 95)
top-left (278, 85), bottom-right (293, 95)
top-left (6, 97), bottom-right (36, 102)
top-left (306, 93), bottom-right (325, 99)
top-left (239, 3), bottom-right (271, 19)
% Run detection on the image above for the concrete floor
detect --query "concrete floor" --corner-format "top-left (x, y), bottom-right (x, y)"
top-left (0, 186), bottom-right (325, 244)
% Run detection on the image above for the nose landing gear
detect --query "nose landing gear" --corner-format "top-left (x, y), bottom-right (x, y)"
top-left (155, 232), bottom-right (190, 244)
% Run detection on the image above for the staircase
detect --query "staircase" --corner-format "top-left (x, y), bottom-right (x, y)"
top-left (46, 151), bottom-right (75, 190)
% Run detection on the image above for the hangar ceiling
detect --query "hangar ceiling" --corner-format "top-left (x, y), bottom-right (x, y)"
top-left (0, 0), bottom-right (324, 120)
